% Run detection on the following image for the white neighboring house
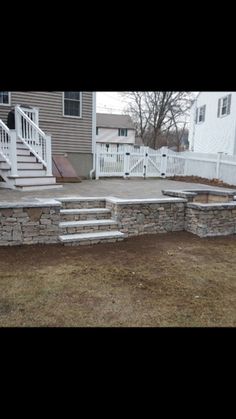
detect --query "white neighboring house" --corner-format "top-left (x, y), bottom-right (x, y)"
top-left (189, 92), bottom-right (236, 155)
top-left (96, 113), bottom-right (135, 145)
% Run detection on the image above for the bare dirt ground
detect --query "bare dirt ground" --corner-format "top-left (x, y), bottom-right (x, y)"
top-left (167, 175), bottom-right (236, 189)
top-left (1, 232), bottom-right (236, 327)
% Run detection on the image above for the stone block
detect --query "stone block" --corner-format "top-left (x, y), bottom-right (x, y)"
top-left (27, 208), bottom-right (43, 221)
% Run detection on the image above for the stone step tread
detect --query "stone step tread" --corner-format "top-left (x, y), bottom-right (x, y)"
top-left (59, 219), bottom-right (117, 228)
top-left (57, 197), bottom-right (106, 203)
top-left (9, 175), bottom-right (55, 179)
top-left (59, 230), bottom-right (125, 243)
top-left (60, 208), bottom-right (111, 215)
top-left (15, 184), bottom-right (63, 190)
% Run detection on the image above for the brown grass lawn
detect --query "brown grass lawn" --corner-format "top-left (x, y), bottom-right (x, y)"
top-left (0, 232), bottom-right (236, 327)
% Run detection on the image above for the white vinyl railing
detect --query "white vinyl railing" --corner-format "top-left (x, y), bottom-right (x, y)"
top-left (96, 143), bottom-right (165, 178)
top-left (0, 119), bottom-right (11, 166)
top-left (96, 143), bottom-right (236, 185)
top-left (15, 105), bottom-right (52, 175)
top-left (96, 143), bottom-right (126, 177)
top-left (20, 106), bottom-right (39, 126)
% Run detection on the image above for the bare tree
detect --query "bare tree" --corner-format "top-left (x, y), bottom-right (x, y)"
top-left (122, 91), bottom-right (193, 149)
top-left (167, 104), bottom-right (190, 151)
top-left (165, 126), bottom-right (189, 151)
top-left (121, 92), bottom-right (149, 140)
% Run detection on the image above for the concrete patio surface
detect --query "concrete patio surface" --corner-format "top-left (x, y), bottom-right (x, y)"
top-left (0, 178), bottom-right (234, 203)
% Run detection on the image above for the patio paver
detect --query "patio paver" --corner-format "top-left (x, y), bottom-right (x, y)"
top-left (0, 178), bottom-right (233, 203)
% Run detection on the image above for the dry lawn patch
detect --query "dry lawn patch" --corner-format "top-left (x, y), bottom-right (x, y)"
top-left (0, 232), bottom-right (236, 327)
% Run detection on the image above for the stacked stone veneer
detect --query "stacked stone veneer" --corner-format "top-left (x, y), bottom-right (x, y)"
top-left (106, 198), bottom-right (186, 236)
top-left (185, 202), bottom-right (236, 237)
top-left (163, 189), bottom-right (236, 238)
top-left (0, 199), bottom-right (61, 246)
top-left (1, 188), bottom-right (236, 246)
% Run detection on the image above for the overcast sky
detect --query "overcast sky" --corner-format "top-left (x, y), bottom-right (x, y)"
top-left (96, 92), bottom-right (128, 114)
top-left (96, 92), bottom-right (198, 115)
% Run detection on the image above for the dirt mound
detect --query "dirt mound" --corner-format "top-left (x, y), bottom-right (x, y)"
top-left (167, 175), bottom-right (236, 189)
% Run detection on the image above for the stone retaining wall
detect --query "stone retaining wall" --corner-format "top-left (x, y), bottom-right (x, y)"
top-left (185, 202), bottom-right (236, 237)
top-left (106, 198), bottom-right (186, 236)
top-left (0, 199), bottom-right (61, 246)
top-left (1, 192), bottom-right (236, 246)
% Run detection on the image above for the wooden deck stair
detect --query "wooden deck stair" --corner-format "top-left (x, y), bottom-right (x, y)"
top-left (0, 139), bottom-right (62, 190)
top-left (0, 108), bottom-right (62, 191)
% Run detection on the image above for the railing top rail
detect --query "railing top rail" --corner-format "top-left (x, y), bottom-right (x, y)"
top-left (0, 119), bottom-right (10, 134)
top-left (20, 106), bottom-right (39, 111)
top-left (15, 106), bottom-right (46, 138)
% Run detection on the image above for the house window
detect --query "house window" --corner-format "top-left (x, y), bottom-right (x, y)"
top-left (195, 105), bottom-right (206, 124)
top-left (0, 92), bottom-right (10, 105)
top-left (96, 127), bottom-right (99, 135)
top-left (118, 128), bottom-right (128, 136)
top-left (63, 92), bottom-right (82, 117)
top-left (218, 94), bottom-right (231, 117)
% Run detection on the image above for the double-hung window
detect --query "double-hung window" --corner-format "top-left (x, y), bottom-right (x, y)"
top-left (195, 105), bottom-right (206, 124)
top-left (118, 128), bottom-right (128, 136)
top-left (217, 94), bottom-right (231, 117)
top-left (0, 92), bottom-right (10, 105)
top-left (63, 92), bottom-right (82, 117)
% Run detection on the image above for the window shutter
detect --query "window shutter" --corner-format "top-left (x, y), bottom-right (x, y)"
top-left (203, 105), bottom-right (206, 122)
top-left (217, 98), bottom-right (221, 117)
top-left (195, 108), bottom-right (198, 123)
top-left (227, 94), bottom-right (232, 115)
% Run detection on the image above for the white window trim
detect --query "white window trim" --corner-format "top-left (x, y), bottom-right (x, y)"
top-left (219, 96), bottom-right (229, 118)
top-left (62, 92), bottom-right (82, 119)
top-left (0, 92), bottom-right (11, 106)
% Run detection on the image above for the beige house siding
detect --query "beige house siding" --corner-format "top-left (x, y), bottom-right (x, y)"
top-left (0, 91), bottom-right (93, 154)
top-left (96, 127), bottom-right (135, 144)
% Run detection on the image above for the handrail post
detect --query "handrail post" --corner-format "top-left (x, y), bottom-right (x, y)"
top-left (45, 134), bottom-right (52, 176)
top-left (10, 130), bottom-right (18, 177)
top-left (34, 107), bottom-right (39, 126)
top-left (15, 105), bottom-right (21, 138)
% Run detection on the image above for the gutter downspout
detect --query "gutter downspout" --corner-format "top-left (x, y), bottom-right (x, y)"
top-left (90, 91), bottom-right (96, 179)
top-left (233, 96), bottom-right (236, 155)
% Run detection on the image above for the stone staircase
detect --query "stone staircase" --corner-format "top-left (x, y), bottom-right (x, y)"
top-left (57, 197), bottom-right (126, 246)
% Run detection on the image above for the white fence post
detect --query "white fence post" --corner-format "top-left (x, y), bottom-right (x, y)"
top-left (45, 134), bottom-right (52, 176)
top-left (143, 146), bottom-right (149, 178)
top-left (124, 145), bottom-right (130, 178)
top-left (160, 147), bottom-right (168, 178)
top-left (216, 152), bottom-right (223, 179)
top-left (10, 130), bottom-right (18, 177)
top-left (183, 155), bottom-right (188, 176)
